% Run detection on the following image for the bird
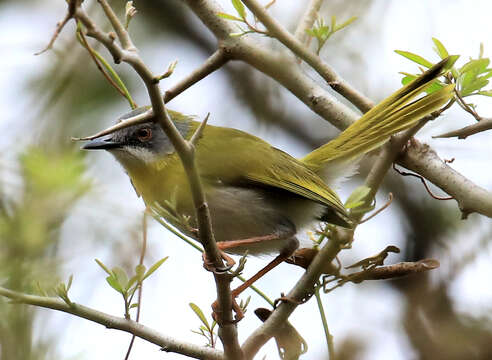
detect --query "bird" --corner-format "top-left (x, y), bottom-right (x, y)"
top-left (81, 58), bottom-right (454, 320)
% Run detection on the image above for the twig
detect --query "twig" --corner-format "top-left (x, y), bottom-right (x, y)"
top-left (240, 0), bottom-right (374, 113)
top-left (124, 211), bottom-right (149, 360)
top-left (72, 108), bottom-right (154, 141)
top-left (164, 49), bottom-right (229, 103)
top-left (359, 193), bottom-right (394, 224)
top-left (35, 0), bottom-right (80, 55)
top-left (453, 86), bottom-right (482, 121)
top-left (96, 0), bottom-right (136, 51)
top-left (393, 163), bottom-right (454, 201)
top-left (0, 286), bottom-right (223, 360)
top-left (76, 27), bottom-right (137, 109)
top-left (433, 117), bottom-right (492, 139)
top-left (293, 0), bottom-right (323, 46)
top-left (343, 259), bottom-right (440, 283)
top-left (314, 287), bottom-right (335, 359)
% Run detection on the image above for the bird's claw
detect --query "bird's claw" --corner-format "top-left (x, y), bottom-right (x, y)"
top-left (202, 250), bottom-right (236, 274)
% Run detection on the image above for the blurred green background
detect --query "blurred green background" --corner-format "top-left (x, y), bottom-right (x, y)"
top-left (1, 1), bottom-right (491, 359)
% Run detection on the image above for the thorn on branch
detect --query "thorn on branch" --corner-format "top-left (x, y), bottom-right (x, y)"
top-left (393, 163), bottom-right (454, 201)
top-left (189, 113), bottom-right (210, 147)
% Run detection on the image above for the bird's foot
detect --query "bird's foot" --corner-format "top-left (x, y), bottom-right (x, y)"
top-left (211, 292), bottom-right (244, 324)
top-left (202, 250), bottom-right (235, 274)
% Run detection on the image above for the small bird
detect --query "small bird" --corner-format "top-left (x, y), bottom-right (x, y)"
top-left (82, 58), bottom-right (454, 318)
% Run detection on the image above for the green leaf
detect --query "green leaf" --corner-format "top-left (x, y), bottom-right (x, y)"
top-left (231, 0), bottom-right (246, 20)
top-left (189, 303), bottom-right (210, 331)
top-left (106, 275), bottom-right (124, 294)
top-left (394, 50), bottom-right (433, 68)
top-left (66, 274), bottom-right (73, 292)
top-left (330, 15), bottom-right (336, 31)
top-left (130, 303), bottom-right (139, 309)
top-left (432, 37), bottom-right (449, 59)
top-left (345, 186), bottom-right (371, 209)
top-left (95, 259), bottom-right (113, 276)
top-left (142, 256), bottom-right (168, 281)
top-left (462, 77), bottom-right (489, 96)
top-left (126, 275), bottom-right (138, 292)
top-left (460, 58), bottom-right (490, 75)
top-left (217, 12), bottom-right (244, 22)
top-left (477, 90), bottom-right (492, 97)
top-left (444, 55), bottom-right (460, 70)
top-left (334, 16), bottom-right (357, 32)
top-left (112, 267), bottom-right (129, 290)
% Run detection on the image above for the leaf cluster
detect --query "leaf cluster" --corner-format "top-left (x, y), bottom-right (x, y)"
top-left (306, 16), bottom-right (357, 55)
top-left (396, 38), bottom-right (492, 101)
top-left (95, 257), bottom-right (168, 319)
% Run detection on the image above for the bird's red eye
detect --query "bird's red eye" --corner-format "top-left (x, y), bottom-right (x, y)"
top-left (136, 128), bottom-right (152, 141)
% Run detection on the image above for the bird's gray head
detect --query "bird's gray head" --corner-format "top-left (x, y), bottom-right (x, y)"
top-left (82, 107), bottom-right (191, 166)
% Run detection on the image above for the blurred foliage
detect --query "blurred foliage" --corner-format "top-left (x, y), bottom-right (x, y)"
top-left (0, 147), bottom-right (90, 360)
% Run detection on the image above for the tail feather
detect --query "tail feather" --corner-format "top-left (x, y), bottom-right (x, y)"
top-left (302, 57), bottom-right (455, 171)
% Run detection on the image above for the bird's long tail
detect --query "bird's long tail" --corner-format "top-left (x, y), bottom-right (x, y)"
top-left (302, 57), bottom-right (455, 173)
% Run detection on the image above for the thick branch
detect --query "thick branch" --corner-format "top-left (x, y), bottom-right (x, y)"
top-left (0, 287), bottom-right (223, 360)
top-left (398, 139), bottom-right (492, 218)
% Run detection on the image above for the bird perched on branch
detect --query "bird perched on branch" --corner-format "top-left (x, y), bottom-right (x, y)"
top-left (81, 58), bottom-right (455, 321)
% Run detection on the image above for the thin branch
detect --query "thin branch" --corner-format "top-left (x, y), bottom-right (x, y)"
top-left (240, 0), bottom-right (374, 113)
top-left (393, 164), bottom-right (454, 201)
top-left (359, 193), bottom-right (394, 224)
top-left (342, 259), bottom-right (440, 283)
top-left (433, 117), bottom-right (492, 139)
top-left (314, 287), bottom-right (335, 359)
top-left (77, 28), bottom-right (137, 109)
top-left (35, 0), bottom-right (80, 55)
top-left (124, 211), bottom-right (149, 360)
top-left (0, 286), bottom-right (223, 360)
top-left (164, 49), bottom-right (229, 103)
top-left (96, 0), bottom-right (136, 51)
top-left (72, 108), bottom-right (154, 141)
top-left (293, 0), bottom-right (323, 45)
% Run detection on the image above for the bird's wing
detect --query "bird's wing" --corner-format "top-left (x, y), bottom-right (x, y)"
top-left (194, 124), bottom-right (348, 218)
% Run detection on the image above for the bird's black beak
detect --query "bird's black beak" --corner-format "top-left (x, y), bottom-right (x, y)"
top-left (82, 137), bottom-right (124, 150)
